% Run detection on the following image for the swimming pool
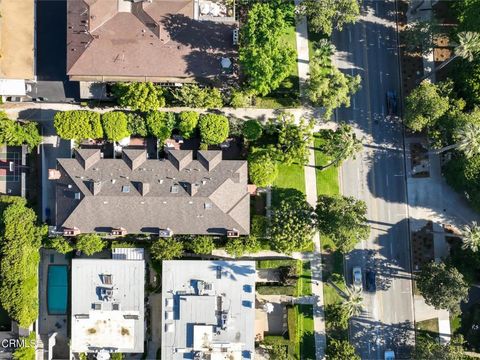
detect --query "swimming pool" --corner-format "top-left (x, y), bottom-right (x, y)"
top-left (47, 265), bottom-right (68, 315)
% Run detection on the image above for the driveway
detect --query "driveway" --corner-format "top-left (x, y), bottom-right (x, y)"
top-left (34, 0), bottom-right (78, 101)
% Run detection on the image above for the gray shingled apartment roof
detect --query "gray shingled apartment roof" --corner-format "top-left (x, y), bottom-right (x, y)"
top-left (67, 0), bottom-right (237, 81)
top-left (55, 149), bottom-right (250, 235)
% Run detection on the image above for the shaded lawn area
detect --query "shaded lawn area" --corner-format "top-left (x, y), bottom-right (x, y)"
top-left (314, 133), bottom-right (339, 197)
top-left (299, 261), bottom-right (312, 296)
top-left (298, 304), bottom-right (316, 359)
top-left (272, 162), bottom-right (306, 206)
top-left (415, 318), bottom-right (439, 337)
top-left (458, 303), bottom-right (480, 351)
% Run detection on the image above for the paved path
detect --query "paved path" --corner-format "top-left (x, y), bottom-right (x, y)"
top-left (294, 0), bottom-right (310, 97)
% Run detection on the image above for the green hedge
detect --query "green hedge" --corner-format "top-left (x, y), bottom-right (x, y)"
top-left (256, 284), bottom-right (297, 296)
top-left (257, 259), bottom-right (299, 269)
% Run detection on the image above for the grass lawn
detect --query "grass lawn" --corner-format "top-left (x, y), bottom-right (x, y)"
top-left (297, 304), bottom-right (316, 359)
top-left (272, 162), bottom-right (306, 206)
top-left (299, 261), bottom-right (312, 296)
top-left (416, 318), bottom-right (439, 334)
top-left (450, 313), bottom-right (461, 334)
top-left (313, 133), bottom-right (339, 196)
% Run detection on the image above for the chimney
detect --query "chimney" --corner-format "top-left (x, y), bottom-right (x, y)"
top-left (139, 182), bottom-right (150, 196)
top-left (89, 180), bottom-right (102, 195)
top-left (185, 182), bottom-right (198, 196)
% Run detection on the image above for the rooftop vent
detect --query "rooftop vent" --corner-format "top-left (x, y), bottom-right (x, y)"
top-left (112, 303), bottom-right (120, 311)
top-left (122, 185), bottom-right (131, 193)
top-left (101, 274), bottom-right (113, 285)
top-left (204, 203), bottom-right (212, 210)
top-left (92, 303), bottom-right (102, 310)
top-left (124, 314), bottom-right (139, 320)
top-left (226, 229), bottom-right (240, 238)
top-left (159, 228), bottom-right (173, 237)
top-left (170, 185), bottom-right (179, 194)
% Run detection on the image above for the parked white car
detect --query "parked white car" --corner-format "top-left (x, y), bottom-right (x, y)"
top-left (353, 266), bottom-right (362, 289)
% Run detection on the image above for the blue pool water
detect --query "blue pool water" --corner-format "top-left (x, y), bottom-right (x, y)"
top-left (47, 265), bottom-right (68, 315)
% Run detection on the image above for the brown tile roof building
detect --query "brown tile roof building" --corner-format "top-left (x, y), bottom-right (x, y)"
top-left (54, 149), bottom-right (250, 236)
top-left (67, 0), bottom-right (237, 82)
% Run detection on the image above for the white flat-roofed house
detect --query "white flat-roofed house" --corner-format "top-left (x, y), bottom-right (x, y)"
top-left (161, 260), bottom-right (256, 360)
top-left (70, 259), bottom-right (145, 355)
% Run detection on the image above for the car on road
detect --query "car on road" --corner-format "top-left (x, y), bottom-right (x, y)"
top-left (386, 90), bottom-right (398, 115)
top-left (353, 266), bottom-right (362, 288)
top-left (366, 270), bottom-right (376, 292)
top-left (384, 350), bottom-right (395, 360)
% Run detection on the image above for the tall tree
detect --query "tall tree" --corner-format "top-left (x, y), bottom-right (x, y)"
top-left (146, 111), bottom-right (175, 141)
top-left (326, 338), bottom-right (361, 360)
top-left (404, 81), bottom-right (450, 132)
top-left (306, 41), bottom-right (361, 118)
top-left (318, 124), bottom-right (362, 169)
top-left (76, 234), bottom-right (105, 256)
top-left (316, 195), bottom-right (370, 253)
top-left (150, 237), bottom-right (184, 261)
top-left (341, 285), bottom-right (364, 317)
top-left (413, 334), bottom-right (465, 360)
top-left (421, 32), bottom-right (480, 81)
top-left (299, 0), bottom-right (360, 36)
top-left (198, 114), bottom-right (229, 145)
top-left (460, 221), bottom-right (480, 252)
top-left (248, 149), bottom-right (278, 187)
top-left (101, 111), bottom-right (131, 142)
top-left (113, 82), bottom-right (165, 112)
top-left (434, 122), bottom-right (480, 157)
top-left (416, 261), bottom-right (469, 313)
top-left (276, 112), bottom-right (314, 165)
top-left (239, 3), bottom-right (296, 96)
top-left (270, 192), bottom-right (316, 254)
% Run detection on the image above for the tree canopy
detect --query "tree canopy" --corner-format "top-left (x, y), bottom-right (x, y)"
top-left (76, 234), bottom-right (105, 256)
top-left (270, 191), bottom-right (315, 253)
top-left (150, 237), bottom-right (184, 260)
top-left (239, 3), bottom-right (296, 96)
top-left (413, 334), bottom-right (465, 360)
top-left (225, 236), bottom-right (260, 257)
top-left (404, 80), bottom-right (450, 132)
top-left (187, 236), bottom-right (215, 255)
top-left (113, 82), bottom-right (165, 112)
top-left (299, 0), bottom-right (360, 36)
top-left (45, 236), bottom-right (74, 254)
top-left (171, 85), bottom-right (223, 108)
top-left (126, 112), bottom-right (148, 137)
top-left (318, 124), bottom-right (362, 169)
top-left (306, 41), bottom-right (361, 118)
top-left (316, 194), bottom-right (370, 253)
top-left (177, 111), bottom-right (199, 139)
top-left (275, 112), bottom-right (314, 165)
top-left (101, 111), bottom-right (131, 142)
top-left (146, 111), bottom-right (175, 141)
top-left (416, 261), bottom-right (469, 313)
top-left (0, 112), bottom-right (42, 149)
top-left (0, 197), bottom-right (47, 328)
top-left (54, 110), bottom-right (103, 140)
top-left (248, 148), bottom-right (278, 187)
top-left (242, 119), bottom-right (263, 141)
top-left (198, 114), bottom-right (229, 145)
top-left (326, 338), bottom-right (360, 360)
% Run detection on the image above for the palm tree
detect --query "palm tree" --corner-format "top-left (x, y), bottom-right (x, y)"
top-left (434, 122), bottom-right (480, 158)
top-left (341, 285), bottom-right (364, 317)
top-left (421, 31), bottom-right (480, 82)
top-left (322, 124), bottom-right (362, 170)
top-left (461, 221), bottom-right (480, 252)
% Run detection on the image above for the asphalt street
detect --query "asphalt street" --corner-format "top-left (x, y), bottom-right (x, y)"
top-left (333, 1), bottom-right (415, 359)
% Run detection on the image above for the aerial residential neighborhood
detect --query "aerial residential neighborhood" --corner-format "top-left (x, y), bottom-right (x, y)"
top-left (1, 0), bottom-right (480, 359)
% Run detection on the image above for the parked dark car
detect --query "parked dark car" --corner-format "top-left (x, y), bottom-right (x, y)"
top-left (386, 90), bottom-right (397, 115)
top-left (366, 270), bottom-right (376, 292)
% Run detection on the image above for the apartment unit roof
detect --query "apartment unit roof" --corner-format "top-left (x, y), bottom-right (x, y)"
top-left (66, 0), bottom-right (237, 82)
top-left (70, 259), bottom-right (145, 353)
top-left (54, 149), bottom-right (250, 235)
top-left (0, 0), bottom-right (34, 79)
top-left (161, 260), bottom-right (256, 360)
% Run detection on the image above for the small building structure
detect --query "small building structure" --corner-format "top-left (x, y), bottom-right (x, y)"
top-left (70, 259), bottom-right (145, 355)
top-left (161, 260), bottom-right (256, 360)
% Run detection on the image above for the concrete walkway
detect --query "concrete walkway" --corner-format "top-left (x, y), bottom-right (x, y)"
top-left (294, 0), bottom-right (310, 97)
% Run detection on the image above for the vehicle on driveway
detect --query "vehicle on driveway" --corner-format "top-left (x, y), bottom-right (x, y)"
top-left (353, 266), bottom-right (362, 289)
top-left (366, 269), bottom-right (376, 292)
top-left (386, 90), bottom-right (397, 115)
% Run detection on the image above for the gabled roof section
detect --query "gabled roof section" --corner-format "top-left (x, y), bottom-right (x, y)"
top-left (122, 149), bottom-right (147, 170)
top-left (167, 150), bottom-right (193, 171)
top-left (75, 148), bottom-right (101, 170)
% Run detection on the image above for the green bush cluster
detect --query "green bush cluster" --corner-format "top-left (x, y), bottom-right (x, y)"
top-left (0, 112), bottom-right (42, 149)
top-left (113, 82), bottom-right (165, 112)
top-left (146, 111), bottom-right (176, 142)
top-left (198, 114), bottom-right (229, 145)
top-left (101, 111), bottom-right (130, 141)
top-left (171, 84), bottom-right (223, 108)
top-left (54, 110), bottom-right (103, 140)
top-left (0, 197), bottom-right (47, 328)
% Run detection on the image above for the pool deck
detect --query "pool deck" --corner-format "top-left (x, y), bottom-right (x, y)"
top-left (38, 249), bottom-right (70, 360)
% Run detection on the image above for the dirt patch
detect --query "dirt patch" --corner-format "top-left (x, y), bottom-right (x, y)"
top-left (412, 221), bottom-right (434, 271)
top-left (410, 143), bottom-right (430, 177)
